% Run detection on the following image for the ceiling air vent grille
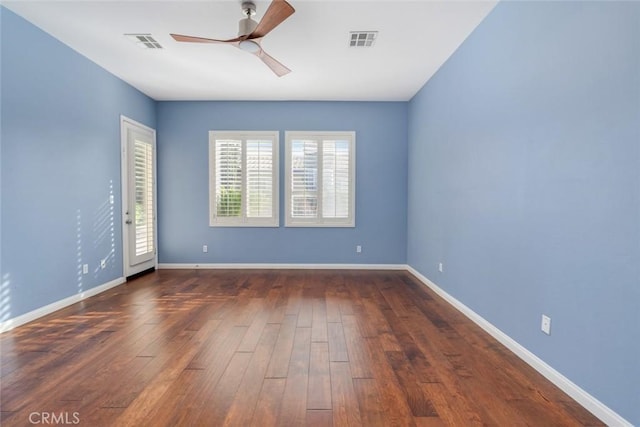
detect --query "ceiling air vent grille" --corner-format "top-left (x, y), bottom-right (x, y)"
top-left (349, 31), bottom-right (377, 48)
top-left (125, 34), bottom-right (163, 49)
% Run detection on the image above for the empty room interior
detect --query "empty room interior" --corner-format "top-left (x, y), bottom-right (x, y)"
top-left (1, 0), bottom-right (638, 426)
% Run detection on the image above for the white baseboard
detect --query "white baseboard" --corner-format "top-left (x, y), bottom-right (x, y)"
top-left (406, 266), bottom-right (632, 427)
top-left (158, 263), bottom-right (408, 270)
top-left (0, 277), bottom-right (125, 333)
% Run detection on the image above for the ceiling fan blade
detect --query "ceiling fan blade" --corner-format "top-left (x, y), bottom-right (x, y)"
top-left (170, 33), bottom-right (243, 44)
top-left (255, 48), bottom-right (291, 77)
top-left (249, 0), bottom-right (295, 39)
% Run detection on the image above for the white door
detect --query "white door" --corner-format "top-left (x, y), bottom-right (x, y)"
top-left (121, 116), bottom-right (157, 277)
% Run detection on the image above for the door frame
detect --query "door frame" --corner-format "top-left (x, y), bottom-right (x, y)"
top-left (120, 115), bottom-right (158, 278)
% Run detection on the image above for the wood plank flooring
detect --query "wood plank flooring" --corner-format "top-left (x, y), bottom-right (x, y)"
top-left (0, 270), bottom-right (604, 426)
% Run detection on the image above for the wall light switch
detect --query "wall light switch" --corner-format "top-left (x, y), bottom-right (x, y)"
top-left (438, 262), bottom-right (443, 273)
top-left (356, 245), bottom-right (362, 253)
top-left (82, 264), bottom-right (89, 274)
top-left (203, 245), bottom-right (208, 253)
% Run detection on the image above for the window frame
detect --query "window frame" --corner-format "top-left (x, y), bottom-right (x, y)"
top-left (285, 131), bottom-right (356, 228)
top-left (209, 130), bottom-right (279, 227)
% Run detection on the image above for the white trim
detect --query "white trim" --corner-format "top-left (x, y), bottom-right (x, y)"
top-left (0, 277), bottom-right (125, 334)
top-left (406, 266), bottom-right (633, 427)
top-left (158, 263), bottom-right (407, 270)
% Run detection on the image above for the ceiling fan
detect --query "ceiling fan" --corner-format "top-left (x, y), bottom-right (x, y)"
top-left (170, 0), bottom-right (295, 77)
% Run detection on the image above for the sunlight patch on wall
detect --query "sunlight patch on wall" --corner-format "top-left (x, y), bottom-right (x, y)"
top-left (93, 180), bottom-right (117, 277)
top-left (76, 209), bottom-right (84, 293)
top-left (0, 273), bottom-right (13, 332)
top-left (0, 273), bottom-right (11, 322)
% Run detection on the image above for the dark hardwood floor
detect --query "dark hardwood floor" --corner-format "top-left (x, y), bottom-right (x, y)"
top-left (0, 269), bottom-right (604, 426)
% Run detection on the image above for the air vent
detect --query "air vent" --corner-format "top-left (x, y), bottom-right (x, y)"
top-left (124, 34), bottom-right (163, 49)
top-left (349, 31), bottom-right (377, 48)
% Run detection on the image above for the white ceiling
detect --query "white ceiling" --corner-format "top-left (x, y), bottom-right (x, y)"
top-left (2, 0), bottom-right (497, 101)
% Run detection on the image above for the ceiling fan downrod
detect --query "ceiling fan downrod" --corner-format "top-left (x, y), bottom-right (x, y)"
top-left (238, 1), bottom-right (258, 36)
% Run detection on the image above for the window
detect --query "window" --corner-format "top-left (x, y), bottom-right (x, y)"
top-left (209, 131), bottom-right (279, 227)
top-left (285, 131), bottom-right (355, 227)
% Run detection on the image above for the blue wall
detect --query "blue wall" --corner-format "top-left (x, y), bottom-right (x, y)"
top-left (1, 8), bottom-right (156, 319)
top-left (407, 2), bottom-right (639, 424)
top-left (156, 101), bottom-right (407, 264)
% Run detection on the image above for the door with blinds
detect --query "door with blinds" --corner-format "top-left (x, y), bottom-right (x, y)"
top-left (121, 117), bottom-right (157, 277)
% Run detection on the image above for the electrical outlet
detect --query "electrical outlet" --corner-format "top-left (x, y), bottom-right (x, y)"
top-left (438, 262), bottom-right (443, 273)
top-left (356, 245), bottom-right (362, 253)
top-left (203, 245), bottom-right (208, 253)
top-left (541, 315), bottom-right (551, 335)
top-left (101, 259), bottom-right (106, 269)
top-left (82, 264), bottom-right (88, 274)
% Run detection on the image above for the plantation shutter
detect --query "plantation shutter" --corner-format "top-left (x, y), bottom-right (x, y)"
top-left (133, 138), bottom-right (155, 257)
top-left (290, 140), bottom-right (318, 218)
top-left (322, 140), bottom-right (350, 219)
top-left (246, 139), bottom-right (274, 218)
top-left (210, 131), bottom-right (279, 227)
top-left (215, 139), bottom-right (242, 218)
